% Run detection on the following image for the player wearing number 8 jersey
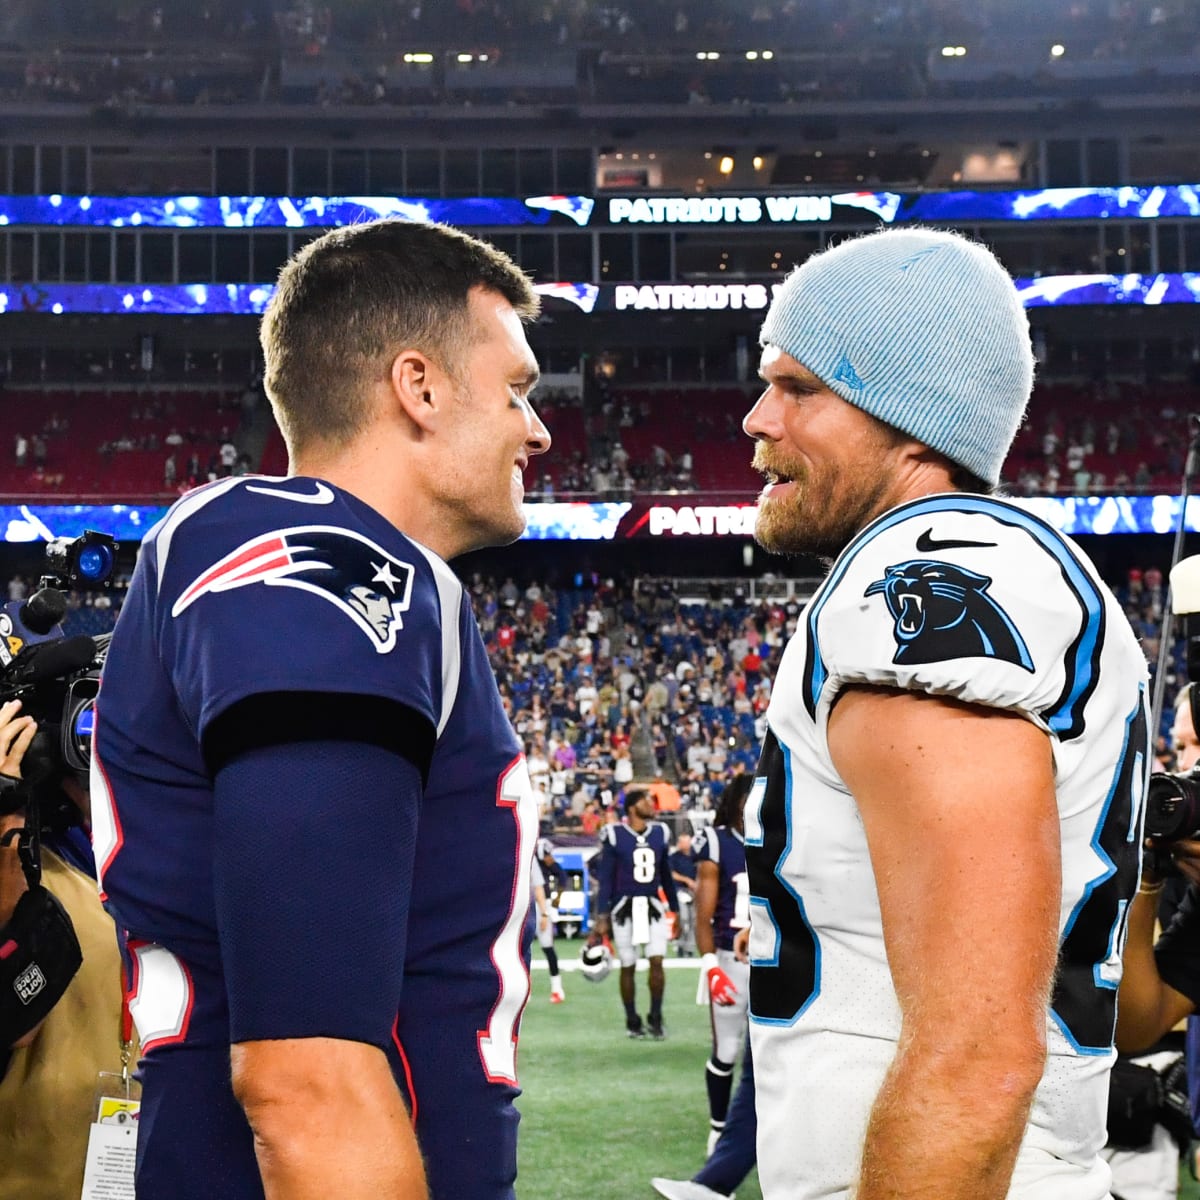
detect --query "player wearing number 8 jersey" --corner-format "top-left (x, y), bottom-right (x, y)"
top-left (742, 228), bottom-right (1149, 1200)
top-left (92, 219), bottom-right (551, 1199)
top-left (595, 788), bottom-right (679, 1038)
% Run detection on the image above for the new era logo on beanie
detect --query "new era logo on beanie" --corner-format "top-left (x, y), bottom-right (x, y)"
top-left (759, 228), bottom-right (1035, 487)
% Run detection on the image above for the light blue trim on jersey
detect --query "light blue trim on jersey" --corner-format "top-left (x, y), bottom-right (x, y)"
top-left (749, 897), bottom-right (781, 967)
top-left (749, 737), bottom-right (822, 1028)
top-left (743, 777), bottom-right (767, 848)
top-left (1050, 691), bottom-right (1145, 1056)
top-left (803, 494), bottom-right (1104, 737)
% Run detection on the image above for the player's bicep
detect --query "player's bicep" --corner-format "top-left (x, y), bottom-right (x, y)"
top-left (213, 733), bottom-right (423, 1049)
top-left (828, 685), bottom-right (1060, 1055)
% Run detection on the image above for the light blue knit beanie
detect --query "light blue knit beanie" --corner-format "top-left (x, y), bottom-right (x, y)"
top-left (759, 228), bottom-right (1034, 486)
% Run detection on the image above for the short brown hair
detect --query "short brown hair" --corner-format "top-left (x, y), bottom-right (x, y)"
top-left (259, 219), bottom-right (538, 456)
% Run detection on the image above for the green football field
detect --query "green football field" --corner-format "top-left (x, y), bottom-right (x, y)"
top-left (515, 962), bottom-right (1200, 1200)
top-left (517, 962), bottom-right (762, 1200)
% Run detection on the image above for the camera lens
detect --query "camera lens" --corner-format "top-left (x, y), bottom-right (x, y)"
top-left (77, 543), bottom-right (114, 582)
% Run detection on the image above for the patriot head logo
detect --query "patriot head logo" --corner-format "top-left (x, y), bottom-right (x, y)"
top-left (864, 558), bottom-right (1034, 671)
top-left (172, 525), bottom-right (416, 653)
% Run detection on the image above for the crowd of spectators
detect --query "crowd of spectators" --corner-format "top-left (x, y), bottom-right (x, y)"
top-left (6, 384), bottom-right (260, 499)
top-left (14, 0), bottom-right (1184, 56)
top-left (2, 0), bottom-right (1195, 110)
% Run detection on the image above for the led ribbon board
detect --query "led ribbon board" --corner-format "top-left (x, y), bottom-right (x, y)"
top-left (3, 276), bottom-right (1196, 316)
top-left (7, 496), bottom-right (1200, 543)
top-left (0, 186), bottom-right (1197, 230)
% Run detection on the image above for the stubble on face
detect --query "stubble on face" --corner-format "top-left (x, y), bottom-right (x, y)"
top-left (751, 422), bottom-right (904, 564)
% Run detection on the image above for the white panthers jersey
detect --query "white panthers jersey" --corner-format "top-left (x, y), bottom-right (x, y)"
top-left (746, 493), bottom-right (1150, 1200)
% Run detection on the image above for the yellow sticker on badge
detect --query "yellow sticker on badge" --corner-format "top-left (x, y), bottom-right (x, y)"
top-left (97, 1096), bottom-right (141, 1124)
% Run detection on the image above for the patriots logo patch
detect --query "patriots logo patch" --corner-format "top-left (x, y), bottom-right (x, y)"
top-left (864, 558), bottom-right (1034, 671)
top-left (172, 525), bottom-right (415, 654)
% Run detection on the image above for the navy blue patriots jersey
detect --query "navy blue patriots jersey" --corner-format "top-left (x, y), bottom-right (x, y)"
top-left (92, 476), bottom-right (538, 1199)
top-left (692, 826), bottom-right (749, 951)
top-left (596, 821), bottom-right (679, 915)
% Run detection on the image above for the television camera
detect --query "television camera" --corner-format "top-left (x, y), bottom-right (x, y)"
top-left (0, 530), bottom-right (117, 816)
top-left (0, 530), bottom-right (116, 1045)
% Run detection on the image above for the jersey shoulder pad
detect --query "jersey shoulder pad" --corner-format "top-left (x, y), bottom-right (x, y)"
top-left (808, 495), bottom-right (1119, 731)
top-left (149, 477), bottom-right (456, 736)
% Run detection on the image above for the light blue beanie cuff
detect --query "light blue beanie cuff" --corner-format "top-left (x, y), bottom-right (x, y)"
top-left (759, 229), bottom-right (1035, 486)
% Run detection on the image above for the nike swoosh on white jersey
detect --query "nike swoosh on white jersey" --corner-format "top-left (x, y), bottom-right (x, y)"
top-left (245, 481), bottom-right (335, 504)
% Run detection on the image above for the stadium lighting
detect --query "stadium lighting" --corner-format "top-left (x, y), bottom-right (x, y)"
top-left (941, 45), bottom-right (967, 57)
top-left (718, 156), bottom-right (735, 174)
top-left (1051, 43), bottom-right (1066, 57)
top-left (704, 51), bottom-right (720, 60)
top-left (753, 155), bottom-right (765, 170)
top-left (403, 52), bottom-right (435, 64)
top-left (746, 50), bottom-right (759, 60)
top-left (762, 50), bottom-right (774, 60)
top-left (457, 53), bottom-right (473, 63)
top-left (696, 51), bottom-right (706, 60)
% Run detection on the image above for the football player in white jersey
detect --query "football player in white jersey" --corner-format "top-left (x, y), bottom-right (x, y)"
top-left (740, 227), bottom-right (1149, 1200)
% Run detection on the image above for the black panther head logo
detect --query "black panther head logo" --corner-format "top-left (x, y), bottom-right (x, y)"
top-left (864, 559), bottom-right (1033, 671)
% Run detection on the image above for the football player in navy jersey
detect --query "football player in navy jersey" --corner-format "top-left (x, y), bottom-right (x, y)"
top-left (594, 787), bottom-right (679, 1038)
top-left (93, 219), bottom-right (551, 1200)
top-left (692, 774), bottom-right (752, 1155)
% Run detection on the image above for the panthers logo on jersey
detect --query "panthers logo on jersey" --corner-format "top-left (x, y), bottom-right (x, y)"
top-left (864, 558), bottom-right (1033, 671)
top-left (171, 525), bottom-right (415, 653)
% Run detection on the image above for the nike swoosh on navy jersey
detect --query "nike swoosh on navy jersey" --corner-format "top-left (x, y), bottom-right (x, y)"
top-left (914, 528), bottom-right (997, 552)
top-left (246, 481), bottom-right (335, 504)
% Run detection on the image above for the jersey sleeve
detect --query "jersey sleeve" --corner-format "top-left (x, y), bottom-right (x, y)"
top-left (531, 857), bottom-right (546, 890)
top-left (596, 826), bottom-right (617, 914)
top-left (147, 500), bottom-right (450, 749)
top-left (808, 498), bottom-right (1114, 741)
top-left (656, 825), bottom-right (680, 911)
top-left (692, 827), bottom-right (719, 866)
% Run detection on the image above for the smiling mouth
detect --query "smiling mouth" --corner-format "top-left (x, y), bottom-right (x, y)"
top-left (761, 468), bottom-right (795, 486)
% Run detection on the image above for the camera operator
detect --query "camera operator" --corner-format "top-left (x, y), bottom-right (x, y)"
top-left (0, 697), bottom-right (135, 1200)
top-left (1117, 684), bottom-right (1200, 1057)
top-left (1102, 683), bottom-right (1200, 1198)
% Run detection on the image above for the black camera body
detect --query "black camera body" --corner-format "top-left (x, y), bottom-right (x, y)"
top-left (1145, 766), bottom-right (1200, 844)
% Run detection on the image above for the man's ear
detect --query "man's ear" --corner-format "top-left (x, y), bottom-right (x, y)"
top-left (389, 349), bottom-right (443, 432)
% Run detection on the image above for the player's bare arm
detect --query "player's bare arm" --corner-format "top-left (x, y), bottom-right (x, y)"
top-left (828, 685), bottom-right (1059, 1200)
top-left (694, 860), bottom-right (719, 958)
top-left (233, 1036), bottom-right (427, 1200)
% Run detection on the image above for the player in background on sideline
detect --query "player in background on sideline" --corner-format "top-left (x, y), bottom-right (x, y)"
top-left (594, 787), bottom-right (678, 1039)
top-left (531, 852), bottom-right (565, 1002)
top-left (652, 926), bottom-right (759, 1200)
top-left (692, 775), bottom-right (753, 1156)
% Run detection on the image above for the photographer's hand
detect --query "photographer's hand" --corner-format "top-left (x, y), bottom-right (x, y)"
top-left (1168, 838), bottom-right (1200, 888)
top-left (0, 699), bottom-right (37, 780)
